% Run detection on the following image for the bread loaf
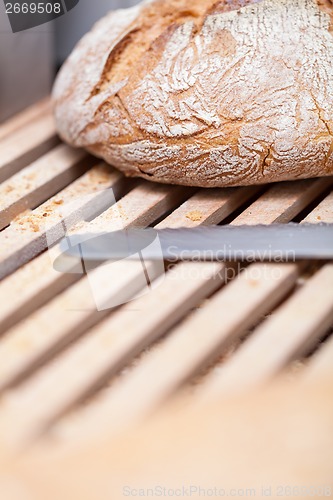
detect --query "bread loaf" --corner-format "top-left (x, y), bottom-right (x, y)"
top-left (52, 0), bottom-right (333, 188)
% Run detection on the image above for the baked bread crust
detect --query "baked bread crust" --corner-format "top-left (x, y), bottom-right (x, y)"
top-left (53, 0), bottom-right (333, 187)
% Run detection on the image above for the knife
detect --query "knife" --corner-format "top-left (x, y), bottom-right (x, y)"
top-left (58, 223), bottom-right (333, 263)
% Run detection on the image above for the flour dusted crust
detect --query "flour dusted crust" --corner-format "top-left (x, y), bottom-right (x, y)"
top-left (53, 0), bottom-right (333, 187)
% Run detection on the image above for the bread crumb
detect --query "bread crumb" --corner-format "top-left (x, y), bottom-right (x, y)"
top-left (117, 202), bottom-right (129, 220)
top-left (186, 210), bottom-right (203, 222)
top-left (317, 216), bottom-right (322, 220)
top-left (30, 221), bottom-right (40, 232)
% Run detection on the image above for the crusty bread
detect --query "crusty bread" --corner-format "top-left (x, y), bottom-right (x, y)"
top-left (52, 0), bottom-right (333, 188)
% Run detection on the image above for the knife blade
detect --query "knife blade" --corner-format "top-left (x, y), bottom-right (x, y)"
top-left (58, 223), bottom-right (333, 263)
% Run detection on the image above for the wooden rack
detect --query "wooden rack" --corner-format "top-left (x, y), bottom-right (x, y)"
top-left (0, 99), bottom-right (332, 498)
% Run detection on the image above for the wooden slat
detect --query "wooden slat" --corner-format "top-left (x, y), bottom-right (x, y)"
top-left (303, 190), bottom-right (333, 223)
top-left (71, 183), bottom-right (192, 235)
top-left (0, 98), bottom-right (51, 142)
top-left (52, 263), bottom-right (300, 442)
top-left (0, 183), bottom-right (191, 393)
top-left (0, 184), bottom-right (253, 390)
top-left (0, 114), bottom-right (58, 183)
top-left (196, 265), bottom-right (333, 400)
top-left (160, 185), bottom-right (262, 227)
top-left (233, 177), bottom-right (333, 225)
top-left (0, 172), bottom-right (128, 334)
top-left (0, 164), bottom-right (127, 280)
top-left (303, 334), bottom-right (333, 381)
top-left (0, 145), bottom-right (88, 230)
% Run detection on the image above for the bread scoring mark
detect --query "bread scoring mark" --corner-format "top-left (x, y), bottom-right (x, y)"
top-left (91, 0), bottom-right (217, 99)
top-left (89, 29), bottom-right (140, 98)
top-left (84, 0), bottom-right (260, 109)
